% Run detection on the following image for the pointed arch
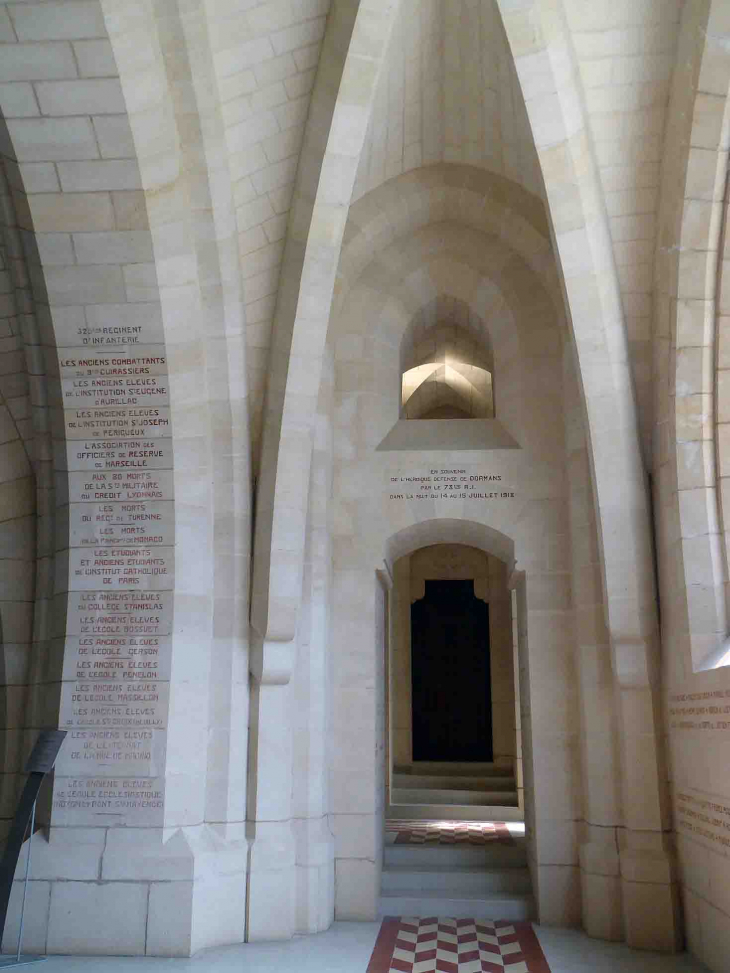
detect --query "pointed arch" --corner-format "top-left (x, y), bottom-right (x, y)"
top-left (494, 0), bottom-right (657, 689)
top-left (493, 0), bottom-right (678, 952)
top-left (250, 0), bottom-right (405, 664)
top-left (653, 0), bottom-right (730, 672)
top-left (386, 517), bottom-right (515, 567)
top-left (253, 158), bottom-right (562, 666)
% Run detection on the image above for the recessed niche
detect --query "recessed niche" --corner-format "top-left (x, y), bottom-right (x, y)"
top-left (381, 296), bottom-right (518, 451)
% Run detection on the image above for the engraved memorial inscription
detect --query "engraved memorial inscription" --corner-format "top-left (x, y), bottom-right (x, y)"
top-left (54, 310), bottom-right (173, 826)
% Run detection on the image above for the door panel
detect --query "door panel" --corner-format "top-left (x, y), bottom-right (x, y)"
top-left (411, 579), bottom-right (492, 762)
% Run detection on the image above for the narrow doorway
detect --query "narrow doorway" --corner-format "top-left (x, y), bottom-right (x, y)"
top-left (381, 547), bottom-right (528, 923)
top-left (411, 579), bottom-right (493, 762)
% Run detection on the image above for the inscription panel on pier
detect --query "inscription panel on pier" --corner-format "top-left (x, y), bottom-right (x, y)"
top-left (54, 311), bottom-right (174, 826)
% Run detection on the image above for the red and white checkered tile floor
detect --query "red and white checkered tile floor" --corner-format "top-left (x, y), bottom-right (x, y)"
top-left (385, 821), bottom-right (515, 846)
top-left (367, 917), bottom-right (551, 973)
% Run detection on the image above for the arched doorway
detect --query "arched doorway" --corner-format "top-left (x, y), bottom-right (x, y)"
top-left (381, 535), bottom-right (530, 920)
top-left (391, 543), bottom-right (516, 771)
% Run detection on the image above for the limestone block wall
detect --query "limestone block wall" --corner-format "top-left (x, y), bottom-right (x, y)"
top-left (202, 0), bottom-right (330, 454)
top-left (652, 2), bottom-right (730, 968)
top-left (327, 164), bottom-right (580, 924)
top-left (562, 0), bottom-right (684, 454)
top-left (253, 24), bottom-right (675, 946)
top-left (353, 0), bottom-right (543, 202)
top-left (563, 349), bottom-right (623, 940)
top-left (496, 0), bottom-right (677, 949)
top-left (0, 0), bottom-right (256, 957)
top-left (289, 347), bottom-right (335, 934)
top-left (0, 0), bottom-right (725, 964)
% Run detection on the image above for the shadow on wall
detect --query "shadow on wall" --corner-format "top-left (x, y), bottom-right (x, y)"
top-left (0, 128), bottom-right (45, 834)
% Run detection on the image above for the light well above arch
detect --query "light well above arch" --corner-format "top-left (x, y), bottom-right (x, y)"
top-left (401, 297), bottom-right (495, 421)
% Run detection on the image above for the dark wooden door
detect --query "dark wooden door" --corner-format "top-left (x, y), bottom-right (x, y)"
top-left (411, 579), bottom-right (492, 762)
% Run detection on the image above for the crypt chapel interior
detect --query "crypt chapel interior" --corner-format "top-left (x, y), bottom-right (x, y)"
top-left (0, 0), bottom-right (729, 969)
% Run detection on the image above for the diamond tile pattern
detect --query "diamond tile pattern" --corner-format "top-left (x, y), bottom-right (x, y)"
top-left (386, 822), bottom-right (515, 846)
top-left (368, 918), bottom-right (550, 973)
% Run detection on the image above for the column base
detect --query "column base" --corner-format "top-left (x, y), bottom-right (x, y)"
top-left (620, 849), bottom-right (681, 953)
top-left (3, 825), bottom-right (249, 957)
top-left (335, 858), bottom-right (379, 920)
top-left (579, 840), bottom-right (623, 941)
top-left (292, 816), bottom-right (335, 933)
top-left (246, 821), bottom-right (296, 941)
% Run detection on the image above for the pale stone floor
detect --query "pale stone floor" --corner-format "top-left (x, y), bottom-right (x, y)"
top-left (7, 922), bottom-right (711, 972)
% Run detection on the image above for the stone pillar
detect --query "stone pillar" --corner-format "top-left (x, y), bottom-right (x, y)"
top-left (615, 684), bottom-right (680, 953)
top-left (53, 327), bottom-right (173, 827)
top-left (565, 357), bottom-right (624, 941)
top-left (495, 0), bottom-right (680, 949)
top-left (246, 643), bottom-right (297, 941)
top-left (291, 399), bottom-right (335, 934)
top-left (488, 556), bottom-right (516, 767)
top-left (392, 555), bottom-right (412, 769)
top-left (565, 356), bottom-right (679, 950)
top-left (331, 570), bottom-right (381, 921)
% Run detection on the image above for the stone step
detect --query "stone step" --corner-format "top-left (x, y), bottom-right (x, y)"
top-left (392, 788), bottom-right (519, 807)
top-left (385, 843), bottom-right (527, 869)
top-left (393, 774), bottom-right (516, 791)
top-left (387, 803), bottom-right (524, 822)
top-left (378, 890), bottom-right (534, 921)
top-left (382, 865), bottom-right (531, 895)
top-left (395, 762), bottom-right (511, 778)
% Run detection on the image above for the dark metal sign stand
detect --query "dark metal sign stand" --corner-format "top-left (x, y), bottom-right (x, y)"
top-left (0, 731), bottom-right (67, 968)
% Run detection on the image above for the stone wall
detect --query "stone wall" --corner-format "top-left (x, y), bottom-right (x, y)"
top-left (326, 161), bottom-right (579, 923)
top-left (652, 2), bottom-right (730, 968)
top-left (0, 0), bottom-right (729, 966)
top-left (0, 0), bottom-right (252, 956)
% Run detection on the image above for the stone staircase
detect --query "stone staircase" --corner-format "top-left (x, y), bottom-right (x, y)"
top-left (379, 827), bottom-right (533, 921)
top-left (381, 763), bottom-right (532, 920)
top-left (388, 762), bottom-right (521, 821)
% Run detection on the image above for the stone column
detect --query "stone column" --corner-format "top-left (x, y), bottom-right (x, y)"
top-left (246, 647), bottom-right (297, 941)
top-left (392, 555), bottom-right (412, 769)
top-left (495, 0), bottom-right (680, 949)
top-left (510, 587), bottom-right (524, 813)
top-left (565, 355), bottom-right (624, 941)
top-left (291, 398), bottom-right (335, 934)
top-left (488, 557), bottom-right (516, 767)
